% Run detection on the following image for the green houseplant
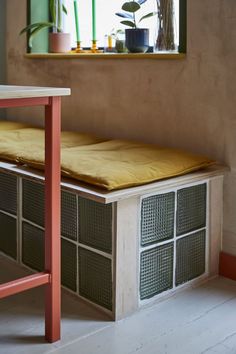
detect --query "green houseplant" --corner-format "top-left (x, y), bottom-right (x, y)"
top-left (20, 0), bottom-right (70, 53)
top-left (116, 0), bottom-right (156, 53)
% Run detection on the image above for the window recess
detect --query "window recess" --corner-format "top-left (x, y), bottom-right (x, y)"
top-left (26, 0), bottom-right (186, 57)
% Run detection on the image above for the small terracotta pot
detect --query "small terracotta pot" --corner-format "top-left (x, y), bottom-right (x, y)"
top-left (49, 33), bottom-right (71, 53)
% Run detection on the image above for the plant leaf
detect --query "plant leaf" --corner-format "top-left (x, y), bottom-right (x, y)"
top-left (62, 4), bottom-right (67, 15)
top-left (57, 0), bottom-right (62, 31)
top-left (139, 11), bottom-right (157, 22)
top-left (19, 22), bottom-right (53, 35)
top-left (122, 2), bottom-right (140, 13)
top-left (137, 0), bottom-right (147, 5)
top-left (115, 12), bottom-right (133, 19)
top-left (116, 29), bottom-right (125, 34)
top-left (49, 0), bottom-right (56, 24)
top-left (28, 23), bottom-right (53, 48)
top-left (120, 20), bottom-right (136, 28)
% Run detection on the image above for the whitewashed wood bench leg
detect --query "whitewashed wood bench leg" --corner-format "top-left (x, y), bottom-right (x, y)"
top-left (114, 197), bottom-right (139, 320)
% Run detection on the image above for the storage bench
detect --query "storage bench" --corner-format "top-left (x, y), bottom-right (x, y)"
top-left (0, 161), bottom-right (225, 319)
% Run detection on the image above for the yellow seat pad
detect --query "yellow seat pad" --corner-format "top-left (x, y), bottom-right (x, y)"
top-left (0, 128), bottom-right (106, 163)
top-left (0, 121), bottom-right (32, 130)
top-left (20, 139), bottom-right (214, 190)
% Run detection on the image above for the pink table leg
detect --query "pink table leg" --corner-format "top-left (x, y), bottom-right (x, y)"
top-left (0, 96), bottom-right (62, 343)
top-left (44, 96), bottom-right (61, 342)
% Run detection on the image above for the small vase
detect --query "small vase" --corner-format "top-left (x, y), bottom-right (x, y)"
top-left (49, 33), bottom-right (71, 53)
top-left (125, 29), bottom-right (149, 53)
top-left (115, 39), bottom-right (127, 53)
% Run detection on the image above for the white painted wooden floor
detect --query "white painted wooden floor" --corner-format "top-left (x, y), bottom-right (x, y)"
top-left (1, 255), bottom-right (236, 354)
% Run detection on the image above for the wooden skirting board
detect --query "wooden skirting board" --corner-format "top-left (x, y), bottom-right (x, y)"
top-left (219, 252), bottom-right (236, 281)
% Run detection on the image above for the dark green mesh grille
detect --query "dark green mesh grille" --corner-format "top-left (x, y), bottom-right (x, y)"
top-left (0, 172), bottom-right (17, 215)
top-left (0, 212), bottom-right (17, 259)
top-left (23, 179), bottom-right (78, 241)
top-left (22, 179), bottom-right (44, 227)
top-left (61, 191), bottom-right (77, 241)
top-left (177, 184), bottom-right (206, 236)
top-left (140, 243), bottom-right (174, 300)
top-left (176, 230), bottom-right (206, 286)
top-left (141, 192), bottom-right (175, 246)
top-left (22, 222), bottom-right (77, 291)
top-left (61, 238), bottom-right (77, 291)
top-left (22, 222), bottom-right (44, 271)
top-left (78, 247), bottom-right (112, 310)
top-left (78, 197), bottom-right (112, 254)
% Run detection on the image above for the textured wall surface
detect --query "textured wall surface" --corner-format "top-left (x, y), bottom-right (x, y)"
top-left (0, 0), bottom-right (6, 84)
top-left (0, 0), bottom-right (6, 118)
top-left (5, 0), bottom-right (236, 254)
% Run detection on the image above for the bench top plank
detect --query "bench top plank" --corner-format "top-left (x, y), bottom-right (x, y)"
top-left (0, 162), bottom-right (228, 204)
top-left (0, 85), bottom-right (71, 99)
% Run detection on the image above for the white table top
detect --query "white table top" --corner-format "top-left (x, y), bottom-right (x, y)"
top-left (0, 85), bottom-right (71, 99)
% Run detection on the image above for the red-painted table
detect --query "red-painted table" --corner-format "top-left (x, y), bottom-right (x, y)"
top-left (0, 85), bottom-right (71, 343)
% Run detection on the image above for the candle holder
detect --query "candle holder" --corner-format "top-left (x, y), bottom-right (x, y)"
top-left (75, 41), bottom-right (84, 53)
top-left (90, 40), bottom-right (100, 53)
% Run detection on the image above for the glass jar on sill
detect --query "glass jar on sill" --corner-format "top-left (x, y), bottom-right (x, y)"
top-left (104, 34), bottom-right (117, 53)
top-left (115, 30), bottom-right (127, 53)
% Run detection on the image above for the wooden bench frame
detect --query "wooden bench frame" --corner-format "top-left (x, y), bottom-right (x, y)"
top-left (0, 162), bottom-right (226, 320)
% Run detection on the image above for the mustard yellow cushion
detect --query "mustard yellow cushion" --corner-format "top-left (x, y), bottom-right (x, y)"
top-left (0, 128), bottom-right (44, 162)
top-left (0, 128), bottom-right (106, 163)
top-left (0, 121), bottom-right (32, 130)
top-left (20, 139), bottom-right (214, 190)
top-left (0, 125), bottom-right (214, 190)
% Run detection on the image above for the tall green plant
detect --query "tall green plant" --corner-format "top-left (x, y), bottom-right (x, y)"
top-left (116, 0), bottom-right (156, 29)
top-left (20, 0), bottom-right (67, 48)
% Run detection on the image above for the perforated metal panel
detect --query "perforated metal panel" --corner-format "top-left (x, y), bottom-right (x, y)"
top-left (176, 230), bottom-right (206, 286)
top-left (23, 179), bottom-right (44, 227)
top-left (61, 192), bottom-right (77, 241)
top-left (22, 222), bottom-right (44, 271)
top-left (78, 198), bottom-right (112, 254)
top-left (177, 184), bottom-right (206, 236)
top-left (61, 238), bottom-right (77, 291)
top-left (140, 243), bottom-right (174, 300)
top-left (0, 212), bottom-right (17, 259)
top-left (141, 193), bottom-right (175, 246)
top-left (0, 172), bottom-right (17, 215)
top-left (78, 247), bottom-right (112, 310)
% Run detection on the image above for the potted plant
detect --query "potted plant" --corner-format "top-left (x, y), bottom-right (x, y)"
top-left (116, 0), bottom-right (156, 53)
top-left (20, 0), bottom-right (71, 53)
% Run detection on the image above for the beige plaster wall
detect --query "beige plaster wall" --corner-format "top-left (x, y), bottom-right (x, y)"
top-left (5, 0), bottom-right (236, 255)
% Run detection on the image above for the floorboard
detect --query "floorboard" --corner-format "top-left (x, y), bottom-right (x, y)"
top-left (1, 255), bottom-right (236, 354)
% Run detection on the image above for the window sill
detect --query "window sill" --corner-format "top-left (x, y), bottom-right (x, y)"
top-left (24, 52), bottom-right (186, 60)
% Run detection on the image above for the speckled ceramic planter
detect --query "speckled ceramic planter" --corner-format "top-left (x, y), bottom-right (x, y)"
top-left (49, 33), bottom-right (71, 53)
